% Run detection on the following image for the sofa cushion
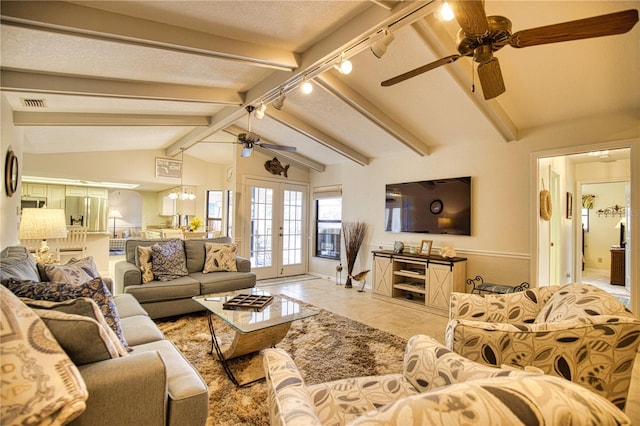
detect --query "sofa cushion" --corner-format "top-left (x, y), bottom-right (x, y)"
top-left (124, 275), bottom-right (200, 303)
top-left (203, 243), bottom-right (238, 272)
top-left (38, 256), bottom-right (100, 284)
top-left (184, 237), bottom-right (232, 273)
top-left (32, 308), bottom-right (124, 365)
top-left (4, 277), bottom-right (129, 350)
top-left (22, 297), bottom-right (128, 358)
top-left (535, 283), bottom-right (631, 323)
top-left (348, 374), bottom-right (630, 425)
top-left (0, 246), bottom-right (40, 282)
top-left (120, 315), bottom-right (165, 346)
top-left (0, 285), bottom-right (88, 425)
top-left (114, 293), bottom-right (149, 318)
top-left (151, 239), bottom-right (189, 282)
top-left (195, 271), bottom-right (257, 295)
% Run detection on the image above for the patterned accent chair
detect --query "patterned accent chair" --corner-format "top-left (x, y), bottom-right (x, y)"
top-left (446, 283), bottom-right (640, 410)
top-left (263, 334), bottom-right (630, 425)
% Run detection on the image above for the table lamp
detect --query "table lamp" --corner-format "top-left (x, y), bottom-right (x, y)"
top-left (109, 209), bottom-right (122, 238)
top-left (19, 208), bottom-right (67, 263)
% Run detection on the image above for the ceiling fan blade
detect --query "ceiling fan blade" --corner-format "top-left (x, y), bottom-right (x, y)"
top-left (381, 55), bottom-right (460, 87)
top-left (477, 57), bottom-right (505, 100)
top-left (509, 9), bottom-right (639, 48)
top-left (259, 143), bottom-right (296, 152)
top-left (449, 0), bottom-right (489, 36)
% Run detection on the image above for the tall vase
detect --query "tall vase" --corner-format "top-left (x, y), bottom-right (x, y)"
top-left (342, 221), bottom-right (368, 289)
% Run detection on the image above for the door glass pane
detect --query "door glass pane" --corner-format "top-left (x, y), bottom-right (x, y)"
top-left (282, 189), bottom-right (303, 265)
top-left (250, 186), bottom-right (273, 268)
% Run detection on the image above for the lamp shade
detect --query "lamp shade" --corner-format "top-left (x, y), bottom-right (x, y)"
top-left (108, 209), bottom-right (123, 219)
top-left (19, 208), bottom-right (67, 240)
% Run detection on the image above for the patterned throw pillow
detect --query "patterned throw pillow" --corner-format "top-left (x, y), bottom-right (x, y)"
top-left (137, 246), bottom-right (154, 283)
top-left (151, 239), bottom-right (188, 282)
top-left (0, 286), bottom-right (88, 425)
top-left (203, 243), bottom-right (238, 272)
top-left (535, 283), bottom-right (631, 323)
top-left (39, 256), bottom-right (100, 284)
top-left (4, 277), bottom-right (129, 350)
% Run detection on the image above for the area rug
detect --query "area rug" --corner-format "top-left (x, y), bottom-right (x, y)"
top-left (155, 304), bottom-right (407, 426)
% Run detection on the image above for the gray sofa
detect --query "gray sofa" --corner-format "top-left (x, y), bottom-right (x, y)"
top-left (0, 246), bottom-right (209, 426)
top-left (114, 237), bottom-right (256, 319)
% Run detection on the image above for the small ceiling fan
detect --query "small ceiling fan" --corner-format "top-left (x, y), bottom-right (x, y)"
top-left (381, 2), bottom-right (638, 99)
top-left (204, 106), bottom-right (297, 157)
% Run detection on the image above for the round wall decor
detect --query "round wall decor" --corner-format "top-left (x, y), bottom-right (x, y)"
top-left (4, 150), bottom-right (19, 197)
top-left (430, 199), bottom-right (443, 214)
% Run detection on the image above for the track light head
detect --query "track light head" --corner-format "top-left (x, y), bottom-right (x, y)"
top-left (301, 80), bottom-right (313, 94)
top-left (272, 92), bottom-right (286, 110)
top-left (254, 102), bottom-right (267, 119)
top-left (371, 31), bottom-right (395, 59)
top-left (335, 58), bottom-right (353, 75)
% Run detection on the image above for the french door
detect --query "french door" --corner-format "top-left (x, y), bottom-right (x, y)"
top-left (245, 178), bottom-right (307, 280)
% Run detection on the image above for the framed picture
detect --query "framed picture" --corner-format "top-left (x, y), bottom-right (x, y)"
top-left (420, 240), bottom-right (433, 256)
top-left (566, 192), bottom-right (573, 219)
top-left (156, 158), bottom-right (182, 178)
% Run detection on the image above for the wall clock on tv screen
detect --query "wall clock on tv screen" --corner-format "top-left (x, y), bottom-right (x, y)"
top-left (430, 199), bottom-right (443, 215)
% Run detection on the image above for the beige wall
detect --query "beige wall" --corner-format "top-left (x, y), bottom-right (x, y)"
top-left (308, 112), bottom-right (639, 295)
top-left (1, 95), bottom-right (24, 247)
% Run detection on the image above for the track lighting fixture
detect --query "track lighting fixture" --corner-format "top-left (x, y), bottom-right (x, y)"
top-left (254, 102), bottom-right (267, 119)
top-left (272, 91), bottom-right (286, 110)
top-left (440, 2), bottom-right (455, 21)
top-left (334, 53), bottom-right (353, 75)
top-left (370, 30), bottom-right (395, 59)
top-left (301, 80), bottom-right (313, 94)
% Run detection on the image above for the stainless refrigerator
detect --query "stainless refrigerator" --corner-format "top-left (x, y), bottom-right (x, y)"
top-left (65, 196), bottom-right (108, 232)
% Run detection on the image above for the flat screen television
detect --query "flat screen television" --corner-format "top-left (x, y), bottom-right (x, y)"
top-left (385, 177), bottom-right (471, 235)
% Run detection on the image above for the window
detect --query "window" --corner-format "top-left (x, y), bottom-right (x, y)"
top-left (315, 197), bottom-right (342, 259)
top-left (581, 208), bottom-right (589, 232)
top-left (207, 190), bottom-right (223, 235)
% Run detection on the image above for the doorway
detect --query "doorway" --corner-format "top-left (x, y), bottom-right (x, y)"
top-left (244, 178), bottom-right (307, 280)
top-left (534, 147), bottom-right (632, 308)
top-left (579, 180), bottom-right (630, 303)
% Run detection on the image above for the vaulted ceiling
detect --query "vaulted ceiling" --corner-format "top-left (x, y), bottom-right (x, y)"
top-left (2, 1), bottom-right (638, 187)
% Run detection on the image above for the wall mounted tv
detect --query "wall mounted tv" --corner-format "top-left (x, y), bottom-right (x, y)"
top-left (385, 177), bottom-right (471, 235)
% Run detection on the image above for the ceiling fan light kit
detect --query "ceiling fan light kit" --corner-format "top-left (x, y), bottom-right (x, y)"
top-left (381, 1), bottom-right (638, 100)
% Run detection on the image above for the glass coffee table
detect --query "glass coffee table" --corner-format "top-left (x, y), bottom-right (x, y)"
top-left (193, 288), bottom-right (318, 386)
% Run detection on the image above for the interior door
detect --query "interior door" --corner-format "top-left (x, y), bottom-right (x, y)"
top-left (245, 178), bottom-right (307, 280)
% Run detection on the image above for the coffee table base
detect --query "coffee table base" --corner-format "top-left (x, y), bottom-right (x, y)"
top-left (206, 313), bottom-right (291, 387)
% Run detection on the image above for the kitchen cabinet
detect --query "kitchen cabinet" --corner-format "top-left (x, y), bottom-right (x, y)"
top-left (46, 185), bottom-right (66, 209)
top-left (66, 186), bottom-right (88, 196)
top-left (22, 183), bottom-right (47, 197)
top-left (87, 187), bottom-right (109, 198)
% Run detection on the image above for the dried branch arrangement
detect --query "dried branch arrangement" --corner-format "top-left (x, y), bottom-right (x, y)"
top-left (342, 221), bottom-right (368, 288)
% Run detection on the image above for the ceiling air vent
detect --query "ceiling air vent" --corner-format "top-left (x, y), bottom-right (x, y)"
top-left (20, 98), bottom-right (47, 108)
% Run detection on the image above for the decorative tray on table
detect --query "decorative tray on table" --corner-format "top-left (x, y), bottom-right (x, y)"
top-left (222, 294), bottom-right (274, 311)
